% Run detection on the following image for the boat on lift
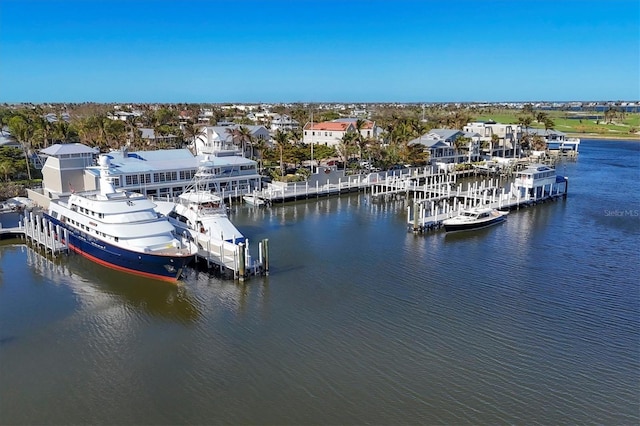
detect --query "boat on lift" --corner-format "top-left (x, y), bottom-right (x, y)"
top-left (44, 155), bottom-right (198, 282)
top-left (242, 193), bottom-right (266, 206)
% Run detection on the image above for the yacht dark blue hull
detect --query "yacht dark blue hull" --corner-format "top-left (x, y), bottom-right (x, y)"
top-left (45, 214), bottom-right (193, 282)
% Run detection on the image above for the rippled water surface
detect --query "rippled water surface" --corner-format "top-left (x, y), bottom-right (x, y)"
top-left (1, 139), bottom-right (638, 425)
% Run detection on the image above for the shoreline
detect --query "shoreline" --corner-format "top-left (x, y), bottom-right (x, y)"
top-left (567, 133), bottom-right (640, 141)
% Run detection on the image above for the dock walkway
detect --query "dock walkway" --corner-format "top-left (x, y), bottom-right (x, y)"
top-left (0, 210), bottom-right (70, 255)
top-left (407, 177), bottom-right (568, 233)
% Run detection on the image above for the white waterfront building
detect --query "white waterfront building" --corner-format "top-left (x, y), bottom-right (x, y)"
top-left (28, 143), bottom-right (261, 208)
top-left (194, 125), bottom-right (270, 159)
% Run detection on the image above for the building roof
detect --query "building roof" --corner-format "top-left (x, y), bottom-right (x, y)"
top-left (139, 128), bottom-right (177, 140)
top-left (0, 129), bottom-right (19, 148)
top-left (40, 143), bottom-right (99, 156)
top-left (407, 136), bottom-right (450, 148)
top-left (303, 122), bottom-right (354, 131)
top-left (201, 125), bottom-right (268, 141)
top-left (105, 148), bottom-right (196, 173)
top-left (332, 118), bottom-right (374, 129)
top-left (428, 129), bottom-right (463, 141)
top-left (101, 148), bottom-right (258, 175)
top-left (526, 128), bottom-right (566, 136)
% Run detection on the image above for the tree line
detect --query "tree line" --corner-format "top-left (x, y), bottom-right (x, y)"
top-left (0, 102), bottom-right (557, 185)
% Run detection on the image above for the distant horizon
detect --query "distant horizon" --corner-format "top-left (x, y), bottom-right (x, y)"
top-left (3, 99), bottom-right (638, 106)
top-left (2, 0), bottom-right (638, 104)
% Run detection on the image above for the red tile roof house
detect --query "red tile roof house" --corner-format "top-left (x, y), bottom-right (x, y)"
top-left (302, 121), bottom-right (356, 147)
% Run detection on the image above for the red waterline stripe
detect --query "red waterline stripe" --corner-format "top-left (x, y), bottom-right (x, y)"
top-left (68, 243), bottom-right (179, 283)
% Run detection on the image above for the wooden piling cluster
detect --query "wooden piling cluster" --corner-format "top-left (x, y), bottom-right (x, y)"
top-left (190, 233), bottom-right (270, 281)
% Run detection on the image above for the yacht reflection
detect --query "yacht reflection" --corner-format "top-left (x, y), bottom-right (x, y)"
top-left (23, 245), bottom-right (201, 323)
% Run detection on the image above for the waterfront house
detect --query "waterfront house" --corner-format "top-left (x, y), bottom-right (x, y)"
top-left (0, 127), bottom-right (21, 149)
top-left (332, 118), bottom-right (380, 141)
top-left (100, 147), bottom-right (261, 199)
top-left (194, 125), bottom-right (270, 158)
top-left (463, 121), bottom-right (519, 157)
top-left (139, 128), bottom-right (180, 147)
top-left (301, 118), bottom-right (380, 147)
top-left (270, 115), bottom-right (300, 132)
top-left (302, 121), bottom-right (356, 147)
top-left (525, 128), bottom-right (580, 154)
top-left (408, 129), bottom-right (481, 163)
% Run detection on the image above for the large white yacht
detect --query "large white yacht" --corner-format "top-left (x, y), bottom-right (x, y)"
top-left (44, 155), bottom-right (198, 282)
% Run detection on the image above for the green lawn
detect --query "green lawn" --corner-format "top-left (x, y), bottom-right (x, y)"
top-left (473, 109), bottom-right (640, 139)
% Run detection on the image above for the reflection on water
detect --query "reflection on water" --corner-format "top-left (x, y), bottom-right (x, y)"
top-left (22, 244), bottom-right (202, 323)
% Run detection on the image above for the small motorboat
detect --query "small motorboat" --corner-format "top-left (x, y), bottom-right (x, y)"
top-left (442, 207), bottom-right (507, 232)
top-left (243, 194), bottom-right (266, 206)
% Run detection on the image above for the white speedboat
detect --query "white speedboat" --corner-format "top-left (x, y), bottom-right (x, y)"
top-left (44, 155), bottom-right (198, 282)
top-left (242, 194), bottom-right (265, 207)
top-left (155, 157), bottom-right (246, 244)
top-left (442, 207), bottom-right (508, 232)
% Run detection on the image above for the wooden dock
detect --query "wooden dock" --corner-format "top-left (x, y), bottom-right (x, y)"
top-left (1, 210), bottom-right (70, 255)
top-left (189, 232), bottom-right (269, 280)
top-left (406, 177), bottom-right (569, 233)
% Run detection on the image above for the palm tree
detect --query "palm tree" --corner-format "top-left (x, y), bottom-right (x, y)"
top-left (183, 121), bottom-right (202, 153)
top-left (453, 136), bottom-right (470, 163)
top-left (237, 125), bottom-right (253, 158)
top-left (531, 135), bottom-right (547, 151)
top-left (252, 138), bottom-right (268, 172)
top-left (516, 114), bottom-right (533, 158)
top-left (7, 115), bottom-right (33, 181)
top-left (535, 111), bottom-right (548, 125)
top-left (489, 133), bottom-right (500, 158)
top-left (225, 126), bottom-right (241, 151)
top-left (354, 119), bottom-right (366, 159)
top-left (339, 132), bottom-right (357, 164)
top-left (0, 160), bottom-right (15, 181)
top-left (273, 130), bottom-right (288, 178)
top-left (54, 118), bottom-right (72, 143)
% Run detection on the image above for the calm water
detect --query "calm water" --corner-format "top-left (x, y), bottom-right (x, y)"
top-left (1, 139), bottom-right (639, 425)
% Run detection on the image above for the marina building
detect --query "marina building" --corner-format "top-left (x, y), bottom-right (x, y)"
top-left (28, 143), bottom-right (261, 208)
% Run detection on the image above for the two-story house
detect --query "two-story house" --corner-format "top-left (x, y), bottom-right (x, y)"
top-left (408, 129), bottom-right (481, 163)
top-left (194, 125), bottom-right (270, 158)
top-left (302, 121), bottom-right (356, 147)
top-left (463, 120), bottom-right (519, 157)
top-left (270, 115), bottom-right (300, 132)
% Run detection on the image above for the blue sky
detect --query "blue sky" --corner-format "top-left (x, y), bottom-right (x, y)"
top-left (1, 0), bottom-right (638, 103)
